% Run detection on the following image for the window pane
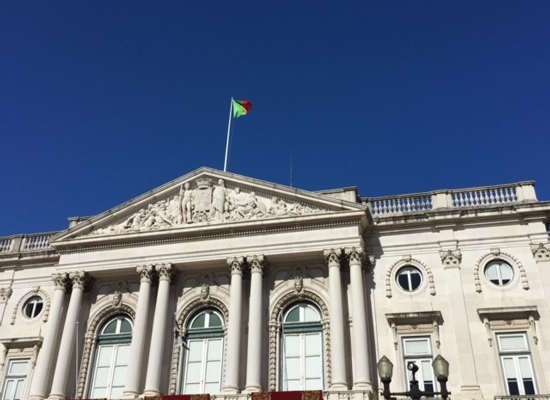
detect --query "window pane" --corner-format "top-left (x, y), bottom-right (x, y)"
top-left (507, 380), bottom-right (520, 396)
top-left (285, 307), bottom-right (300, 322)
top-left (523, 379), bottom-right (536, 395)
top-left (90, 388), bottom-right (106, 398)
top-left (398, 274), bottom-right (410, 290)
top-left (116, 344), bottom-right (130, 364)
top-left (285, 335), bottom-right (300, 357)
top-left (97, 346), bottom-right (113, 366)
top-left (14, 380), bottom-right (25, 400)
top-left (518, 356), bottom-right (534, 378)
top-left (500, 264), bottom-right (513, 281)
top-left (404, 339), bottom-right (431, 355)
top-left (303, 306), bottom-right (320, 322)
top-left (102, 320), bottom-right (117, 334)
top-left (205, 360), bottom-right (221, 382)
top-left (499, 335), bottom-right (527, 352)
top-left (305, 333), bottom-right (321, 356)
top-left (305, 378), bottom-right (323, 390)
top-left (207, 339), bottom-right (222, 360)
top-left (9, 361), bottom-right (29, 375)
top-left (188, 341), bottom-right (203, 362)
top-left (305, 356), bottom-right (322, 379)
top-left (285, 358), bottom-right (301, 380)
top-left (485, 265), bottom-right (499, 281)
top-left (185, 383), bottom-right (200, 394)
top-left (287, 380), bottom-right (301, 391)
top-left (209, 313), bottom-right (222, 327)
top-left (112, 365), bottom-right (127, 385)
top-left (204, 382), bottom-right (220, 394)
top-left (502, 358), bottom-right (517, 378)
top-left (94, 367), bottom-right (110, 387)
top-left (3, 381), bottom-right (14, 400)
top-left (186, 362), bottom-right (202, 383)
top-left (191, 313), bottom-right (206, 328)
top-left (410, 272), bottom-right (421, 290)
top-left (120, 318), bottom-right (132, 333)
top-left (111, 387), bottom-right (124, 399)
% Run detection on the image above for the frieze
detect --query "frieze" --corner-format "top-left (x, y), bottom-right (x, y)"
top-left (88, 178), bottom-right (327, 236)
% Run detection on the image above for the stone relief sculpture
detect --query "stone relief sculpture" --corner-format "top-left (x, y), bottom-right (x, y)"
top-left (90, 177), bottom-right (327, 236)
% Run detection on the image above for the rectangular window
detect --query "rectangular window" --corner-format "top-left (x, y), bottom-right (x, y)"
top-left (1, 359), bottom-right (30, 400)
top-left (497, 333), bottom-right (537, 395)
top-left (402, 337), bottom-right (434, 392)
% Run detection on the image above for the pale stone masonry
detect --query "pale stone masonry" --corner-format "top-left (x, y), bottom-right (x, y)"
top-left (0, 167), bottom-right (549, 400)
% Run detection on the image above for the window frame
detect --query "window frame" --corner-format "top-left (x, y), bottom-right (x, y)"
top-left (496, 332), bottom-right (538, 396)
top-left (1, 358), bottom-right (30, 400)
top-left (401, 336), bottom-right (435, 392)
top-left (484, 260), bottom-right (514, 287)
top-left (181, 309), bottom-right (225, 395)
top-left (22, 296), bottom-right (44, 320)
top-left (396, 266), bottom-right (423, 292)
top-left (88, 315), bottom-right (133, 399)
top-left (280, 302), bottom-right (324, 391)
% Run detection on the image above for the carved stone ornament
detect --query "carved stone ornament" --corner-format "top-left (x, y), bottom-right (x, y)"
top-left (52, 273), bottom-right (69, 290)
top-left (440, 249), bottom-right (462, 268)
top-left (531, 243), bottom-right (550, 261)
top-left (157, 263), bottom-right (174, 282)
top-left (294, 276), bottom-right (303, 293)
top-left (248, 254), bottom-right (267, 273)
top-left (227, 257), bottom-right (245, 274)
top-left (200, 284), bottom-right (210, 300)
top-left (112, 291), bottom-right (123, 309)
top-left (69, 271), bottom-right (91, 290)
top-left (0, 288), bottom-right (12, 304)
top-left (324, 248), bottom-right (343, 267)
top-left (345, 247), bottom-right (365, 266)
top-left (88, 178), bottom-right (327, 236)
top-left (137, 264), bottom-right (155, 282)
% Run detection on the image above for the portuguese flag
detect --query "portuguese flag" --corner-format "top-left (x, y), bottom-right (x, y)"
top-left (232, 99), bottom-right (253, 118)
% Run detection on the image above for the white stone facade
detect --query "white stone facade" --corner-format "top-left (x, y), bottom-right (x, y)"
top-left (0, 167), bottom-right (549, 400)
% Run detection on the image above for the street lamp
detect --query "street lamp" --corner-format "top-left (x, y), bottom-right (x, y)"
top-left (377, 355), bottom-right (450, 400)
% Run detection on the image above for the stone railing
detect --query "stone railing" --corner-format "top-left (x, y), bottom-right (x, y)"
top-left (368, 182), bottom-right (537, 217)
top-left (0, 232), bottom-right (57, 255)
top-left (494, 395), bottom-right (550, 400)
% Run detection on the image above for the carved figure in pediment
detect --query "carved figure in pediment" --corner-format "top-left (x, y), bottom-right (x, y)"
top-left (267, 197), bottom-right (287, 216)
top-left (209, 179), bottom-right (227, 221)
top-left (179, 182), bottom-right (194, 224)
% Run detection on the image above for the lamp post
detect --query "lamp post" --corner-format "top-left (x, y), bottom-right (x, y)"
top-left (377, 355), bottom-right (450, 400)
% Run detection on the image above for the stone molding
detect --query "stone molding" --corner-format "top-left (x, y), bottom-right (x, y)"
top-left (386, 256), bottom-right (436, 298)
top-left (170, 296), bottom-right (230, 395)
top-left (76, 302), bottom-right (135, 398)
top-left (474, 249), bottom-right (529, 292)
top-left (478, 306), bottom-right (539, 347)
top-left (10, 287), bottom-right (50, 325)
top-left (268, 289), bottom-right (331, 391)
top-left (386, 311), bottom-right (443, 350)
top-left (0, 288), bottom-right (12, 304)
top-left (439, 249), bottom-right (462, 269)
top-left (531, 243), bottom-right (550, 262)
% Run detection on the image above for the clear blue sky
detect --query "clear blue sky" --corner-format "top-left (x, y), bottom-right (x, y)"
top-left (1, 1), bottom-right (549, 236)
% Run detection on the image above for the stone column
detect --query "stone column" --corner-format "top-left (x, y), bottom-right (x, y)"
top-left (48, 272), bottom-right (89, 400)
top-left (223, 257), bottom-right (245, 393)
top-left (345, 247), bottom-right (373, 391)
top-left (245, 255), bottom-right (266, 392)
top-left (29, 274), bottom-right (68, 400)
top-left (324, 249), bottom-right (348, 390)
top-left (440, 250), bottom-right (482, 397)
top-left (123, 265), bottom-right (154, 398)
top-left (143, 263), bottom-right (173, 396)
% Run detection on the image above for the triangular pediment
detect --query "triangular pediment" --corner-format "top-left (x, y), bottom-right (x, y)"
top-left (53, 167), bottom-right (366, 244)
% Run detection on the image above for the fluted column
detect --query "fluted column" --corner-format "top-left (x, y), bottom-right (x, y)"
top-left (123, 265), bottom-right (154, 398)
top-left (245, 255), bottom-right (266, 392)
top-left (144, 263), bottom-right (173, 396)
top-left (345, 247), bottom-right (373, 390)
top-left (29, 274), bottom-right (68, 400)
top-left (324, 248), bottom-right (348, 390)
top-left (224, 256), bottom-right (245, 393)
top-left (48, 272), bottom-right (89, 400)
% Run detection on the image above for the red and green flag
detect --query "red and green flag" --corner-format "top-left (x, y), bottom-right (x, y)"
top-left (232, 99), bottom-right (253, 118)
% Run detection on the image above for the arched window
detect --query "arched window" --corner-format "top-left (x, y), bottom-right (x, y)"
top-left (88, 315), bottom-right (133, 399)
top-left (281, 302), bottom-right (324, 391)
top-left (181, 309), bottom-right (225, 394)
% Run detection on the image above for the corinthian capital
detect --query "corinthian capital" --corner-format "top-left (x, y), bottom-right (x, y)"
top-left (439, 249), bottom-right (462, 268)
top-left (52, 273), bottom-right (69, 290)
top-left (227, 256), bottom-right (245, 274)
top-left (0, 288), bottom-right (12, 304)
top-left (156, 263), bottom-right (174, 282)
top-left (323, 248), bottom-right (343, 267)
top-left (248, 255), bottom-right (267, 274)
top-left (137, 264), bottom-right (155, 282)
top-left (345, 247), bottom-right (365, 266)
top-left (69, 271), bottom-right (91, 290)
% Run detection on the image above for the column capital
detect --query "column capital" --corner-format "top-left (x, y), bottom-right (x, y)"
top-left (0, 288), bottom-right (12, 304)
top-left (137, 264), bottom-right (155, 282)
top-left (52, 273), bottom-right (69, 291)
top-left (227, 257), bottom-right (245, 274)
top-left (323, 248), bottom-right (343, 267)
top-left (248, 255), bottom-right (267, 274)
top-left (531, 243), bottom-right (550, 262)
top-left (69, 271), bottom-right (91, 290)
top-left (344, 247), bottom-right (365, 266)
top-left (156, 263), bottom-right (174, 282)
top-left (440, 249), bottom-right (462, 268)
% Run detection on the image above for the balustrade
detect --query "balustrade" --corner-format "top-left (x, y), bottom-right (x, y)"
top-left (0, 238), bottom-right (12, 253)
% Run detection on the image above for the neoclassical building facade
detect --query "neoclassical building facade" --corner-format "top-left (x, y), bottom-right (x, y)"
top-left (0, 167), bottom-right (549, 400)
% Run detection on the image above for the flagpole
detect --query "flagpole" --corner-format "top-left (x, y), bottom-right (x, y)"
top-left (224, 97), bottom-right (233, 172)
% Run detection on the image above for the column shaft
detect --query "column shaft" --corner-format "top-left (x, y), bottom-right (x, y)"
top-left (245, 256), bottom-right (265, 392)
top-left (347, 248), bottom-right (372, 390)
top-left (48, 272), bottom-right (88, 400)
top-left (324, 249), bottom-right (348, 390)
top-left (143, 264), bottom-right (172, 396)
top-left (29, 274), bottom-right (67, 400)
top-left (224, 257), bottom-right (245, 393)
top-left (123, 265), bottom-right (154, 398)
